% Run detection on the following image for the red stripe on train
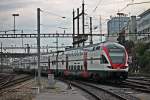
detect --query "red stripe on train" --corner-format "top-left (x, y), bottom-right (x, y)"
top-left (103, 47), bottom-right (113, 65)
top-left (112, 64), bottom-right (126, 69)
top-left (103, 46), bottom-right (127, 69)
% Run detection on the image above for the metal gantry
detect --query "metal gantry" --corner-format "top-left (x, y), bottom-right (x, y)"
top-left (0, 33), bottom-right (149, 38)
top-left (0, 33), bottom-right (72, 38)
top-left (2, 46), bottom-right (68, 49)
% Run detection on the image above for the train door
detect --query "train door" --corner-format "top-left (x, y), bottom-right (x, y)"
top-left (48, 57), bottom-right (51, 74)
top-left (83, 51), bottom-right (87, 71)
top-left (81, 50), bottom-right (89, 78)
top-left (66, 55), bottom-right (68, 70)
top-left (64, 55), bottom-right (69, 76)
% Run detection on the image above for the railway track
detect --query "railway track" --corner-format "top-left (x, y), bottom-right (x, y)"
top-left (121, 78), bottom-right (150, 93)
top-left (0, 75), bottom-right (33, 93)
top-left (128, 76), bottom-right (150, 82)
top-left (0, 74), bottom-right (15, 88)
top-left (126, 79), bottom-right (150, 86)
top-left (59, 78), bottom-right (139, 100)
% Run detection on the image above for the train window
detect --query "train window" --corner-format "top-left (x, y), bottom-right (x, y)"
top-left (96, 46), bottom-right (100, 50)
top-left (100, 55), bottom-right (108, 64)
top-left (77, 65), bottom-right (80, 70)
top-left (93, 47), bottom-right (95, 51)
top-left (71, 65), bottom-right (73, 70)
top-left (91, 57), bottom-right (93, 64)
top-left (70, 66), bottom-right (72, 70)
top-left (81, 65), bottom-right (83, 70)
top-left (74, 65), bottom-right (76, 70)
top-left (69, 66), bottom-right (71, 70)
top-left (68, 66), bottom-right (70, 70)
top-left (69, 66), bottom-right (70, 70)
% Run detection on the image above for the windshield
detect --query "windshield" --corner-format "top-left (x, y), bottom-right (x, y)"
top-left (109, 52), bottom-right (125, 64)
top-left (107, 44), bottom-right (126, 64)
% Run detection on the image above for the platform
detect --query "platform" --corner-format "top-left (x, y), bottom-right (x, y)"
top-left (33, 79), bottom-right (88, 100)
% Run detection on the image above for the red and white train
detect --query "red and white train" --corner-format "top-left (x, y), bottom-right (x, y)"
top-left (49, 42), bottom-right (128, 81)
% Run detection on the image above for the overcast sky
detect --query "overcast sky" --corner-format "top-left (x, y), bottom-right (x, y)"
top-left (0, 0), bottom-right (150, 53)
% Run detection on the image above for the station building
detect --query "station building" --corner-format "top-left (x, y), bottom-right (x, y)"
top-left (137, 8), bottom-right (150, 43)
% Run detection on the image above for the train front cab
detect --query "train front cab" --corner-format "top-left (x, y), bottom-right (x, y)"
top-left (104, 43), bottom-right (128, 81)
top-left (90, 43), bottom-right (128, 81)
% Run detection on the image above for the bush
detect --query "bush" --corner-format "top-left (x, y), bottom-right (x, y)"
top-left (135, 42), bottom-right (150, 73)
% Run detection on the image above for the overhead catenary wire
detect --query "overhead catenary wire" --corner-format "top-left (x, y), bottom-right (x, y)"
top-left (119, 1), bottom-right (150, 12)
top-left (127, 1), bottom-right (150, 6)
top-left (40, 9), bottom-right (66, 19)
top-left (92, 0), bottom-right (103, 13)
top-left (37, 9), bottom-right (71, 33)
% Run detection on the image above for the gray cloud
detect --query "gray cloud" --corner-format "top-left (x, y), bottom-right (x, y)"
top-left (0, 0), bottom-right (150, 51)
top-left (0, 0), bottom-right (40, 11)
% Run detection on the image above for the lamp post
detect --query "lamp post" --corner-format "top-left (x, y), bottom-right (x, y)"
top-left (12, 14), bottom-right (19, 34)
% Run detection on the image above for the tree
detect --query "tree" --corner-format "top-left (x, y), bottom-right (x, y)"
top-left (134, 42), bottom-right (150, 73)
top-left (117, 33), bottom-right (125, 45)
top-left (124, 40), bottom-right (134, 54)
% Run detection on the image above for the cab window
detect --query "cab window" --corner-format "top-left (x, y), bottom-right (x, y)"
top-left (100, 55), bottom-right (108, 64)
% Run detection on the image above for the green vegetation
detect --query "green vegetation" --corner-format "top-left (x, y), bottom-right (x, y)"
top-left (135, 42), bottom-right (150, 73)
top-left (125, 41), bottom-right (150, 74)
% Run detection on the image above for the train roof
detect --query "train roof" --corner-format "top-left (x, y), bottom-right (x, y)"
top-left (65, 41), bottom-right (123, 51)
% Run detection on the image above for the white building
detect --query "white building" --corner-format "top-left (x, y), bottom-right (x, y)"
top-left (137, 9), bottom-right (150, 43)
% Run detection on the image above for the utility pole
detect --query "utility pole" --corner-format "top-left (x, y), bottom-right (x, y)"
top-left (82, 1), bottom-right (85, 46)
top-left (73, 9), bottom-right (75, 47)
top-left (1, 43), bottom-right (2, 72)
top-left (89, 17), bottom-right (93, 45)
top-left (77, 8), bottom-right (80, 47)
top-left (21, 30), bottom-right (24, 47)
top-left (119, 15), bottom-right (121, 33)
top-left (72, 1), bottom-right (86, 47)
top-left (99, 15), bottom-right (102, 42)
top-left (56, 31), bottom-right (58, 76)
top-left (37, 8), bottom-right (41, 86)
